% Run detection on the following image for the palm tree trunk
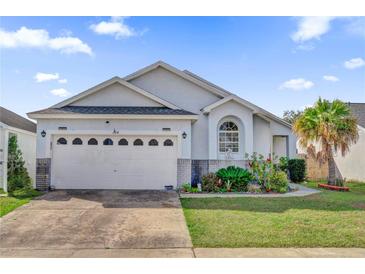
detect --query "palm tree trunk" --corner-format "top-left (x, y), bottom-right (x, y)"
top-left (328, 156), bottom-right (336, 185)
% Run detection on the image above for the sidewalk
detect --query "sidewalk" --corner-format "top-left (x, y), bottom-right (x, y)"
top-left (1, 248), bottom-right (364, 258)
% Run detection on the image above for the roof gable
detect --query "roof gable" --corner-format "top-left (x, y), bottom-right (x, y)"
top-left (69, 82), bottom-right (163, 107)
top-left (52, 77), bottom-right (180, 110)
top-left (0, 107), bottom-right (36, 133)
top-left (124, 61), bottom-right (229, 98)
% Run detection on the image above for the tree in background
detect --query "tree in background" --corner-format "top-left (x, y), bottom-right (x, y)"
top-left (283, 110), bottom-right (303, 124)
top-left (293, 98), bottom-right (359, 185)
top-left (7, 135), bottom-right (32, 192)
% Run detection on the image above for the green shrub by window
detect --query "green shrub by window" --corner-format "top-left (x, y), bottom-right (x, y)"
top-left (216, 166), bottom-right (252, 192)
top-left (7, 135), bottom-right (32, 192)
top-left (288, 158), bottom-right (306, 182)
top-left (268, 170), bottom-right (289, 193)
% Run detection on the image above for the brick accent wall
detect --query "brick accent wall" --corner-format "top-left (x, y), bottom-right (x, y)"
top-left (177, 159), bottom-right (191, 187)
top-left (36, 158), bottom-right (51, 191)
top-left (189, 159), bottom-right (248, 186)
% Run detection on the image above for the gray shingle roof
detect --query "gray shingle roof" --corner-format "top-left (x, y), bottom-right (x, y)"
top-left (348, 103), bottom-right (365, 128)
top-left (28, 106), bottom-right (196, 116)
top-left (0, 107), bottom-right (36, 133)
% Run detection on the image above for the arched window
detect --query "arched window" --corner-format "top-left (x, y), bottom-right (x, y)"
top-left (88, 138), bottom-right (98, 145)
top-left (163, 139), bottom-right (173, 146)
top-left (148, 139), bottom-right (158, 146)
top-left (118, 138), bottom-right (128, 146)
top-left (219, 121), bottom-right (239, 153)
top-left (133, 139), bottom-right (143, 146)
top-left (103, 138), bottom-right (113, 146)
top-left (57, 137), bottom-right (67, 145)
top-left (72, 137), bottom-right (83, 145)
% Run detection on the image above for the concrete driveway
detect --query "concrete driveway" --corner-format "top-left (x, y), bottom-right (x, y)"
top-left (0, 190), bottom-right (192, 257)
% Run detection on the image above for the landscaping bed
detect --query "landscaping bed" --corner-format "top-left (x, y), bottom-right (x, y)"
top-left (181, 181), bottom-right (365, 248)
top-left (180, 154), bottom-right (305, 195)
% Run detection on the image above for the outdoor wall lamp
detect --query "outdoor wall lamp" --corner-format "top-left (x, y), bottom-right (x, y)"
top-left (182, 131), bottom-right (187, 139)
top-left (41, 130), bottom-right (46, 137)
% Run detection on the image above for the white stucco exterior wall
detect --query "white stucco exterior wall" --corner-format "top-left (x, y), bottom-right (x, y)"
top-left (207, 100), bottom-right (253, 160)
top-left (36, 118), bottom-right (192, 159)
top-left (334, 126), bottom-right (365, 181)
top-left (129, 67), bottom-right (222, 159)
top-left (253, 115), bottom-right (271, 157)
top-left (270, 120), bottom-right (296, 158)
top-left (70, 83), bottom-right (163, 107)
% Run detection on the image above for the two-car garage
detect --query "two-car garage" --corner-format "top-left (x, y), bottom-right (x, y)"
top-left (51, 135), bottom-right (178, 190)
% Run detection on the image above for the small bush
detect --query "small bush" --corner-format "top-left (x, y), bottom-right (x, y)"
top-left (288, 159), bottom-right (306, 182)
top-left (201, 173), bottom-right (221, 192)
top-left (216, 166), bottom-right (252, 192)
top-left (269, 170), bottom-right (289, 193)
top-left (7, 172), bottom-right (32, 193)
top-left (7, 135), bottom-right (32, 192)
top-left (181, 182), bottom-right (192, 192)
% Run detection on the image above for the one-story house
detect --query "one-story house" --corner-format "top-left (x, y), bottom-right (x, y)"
top-left (0, 107), bottom-right (37, 191)
top-left (28, 61), bottom-right (296, 190)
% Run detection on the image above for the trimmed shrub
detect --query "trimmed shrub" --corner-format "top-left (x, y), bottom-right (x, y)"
top-left (216, 166), bottom-right (252, 192)
top-left (7, 135), bottom-right (32, 192)
top-left (288, 159), bottom-right (306, 183)
top-left (201, 173), bottom-right (221, 192)
top-left (269, 170), bottom-right (289, 193)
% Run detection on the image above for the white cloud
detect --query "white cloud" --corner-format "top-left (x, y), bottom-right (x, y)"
top-left (345, 17), bottom-right (365, 38)
top-left (279, 78), bottom-right (314, 91)
top-left (344, 58), bottom-right (365, 69)
top-left (50, 88), bottom-right (71, 97)
top-left (58, 78), bottom-right (68, 84)
top-left (34, 72), bottom-right (59, 83)
top-left (0, 26), bottom-right (92, 55)
top-left (291, 17), bottom-right (335, 43)
top-left (323, 75), bottom-right (339, 82)
top-left (90, 17), bottom-right (140, 39)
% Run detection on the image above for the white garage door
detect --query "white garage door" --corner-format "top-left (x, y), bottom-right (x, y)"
top-left (51, 135), bottom-right (177, 189)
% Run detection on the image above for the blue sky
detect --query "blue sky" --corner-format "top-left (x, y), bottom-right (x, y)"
top-left (1, 16), bottom-right (364, 119)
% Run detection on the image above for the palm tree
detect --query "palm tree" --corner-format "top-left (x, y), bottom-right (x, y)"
top-left (293, 98), bottom-right (359, 185)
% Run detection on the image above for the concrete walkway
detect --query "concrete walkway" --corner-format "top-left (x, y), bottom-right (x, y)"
top-left (1, 247), bottom-right (364, 258)
top-left (180, 183), bottom-right (320, 198)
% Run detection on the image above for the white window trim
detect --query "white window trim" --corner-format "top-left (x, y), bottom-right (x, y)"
top-left (218, 121), bottom-right (240, 154)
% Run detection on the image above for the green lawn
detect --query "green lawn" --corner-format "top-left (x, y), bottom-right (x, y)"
top-left (181, 181), bottom-right (365, 247)
top-left (0, 189), bottom-right (42, 217)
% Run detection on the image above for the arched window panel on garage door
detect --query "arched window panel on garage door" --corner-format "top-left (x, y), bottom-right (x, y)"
top-left (72, 138), bottom-right (83, 145)
top-left (103, 138), bottom-right (113, 146)
top-left (133, 139), bottom-right (143, 146)
top-left (163, 139), bottom-right (173, 146)
top-left (118, 138), bottom-right (128, 146)
top-left (148, 139), bottom-right (159, 146)
top-left (88, 138), bottom-right (98, 145)
top-left (57, 137), bottom-right (67, 145)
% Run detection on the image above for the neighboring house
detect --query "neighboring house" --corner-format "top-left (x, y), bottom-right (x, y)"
top-left (28, 61), bottom-right (296, 190)
top-left (0, 107), bottom-right (37, 191)
top-left (297, 103), bottom-right (365, 182)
